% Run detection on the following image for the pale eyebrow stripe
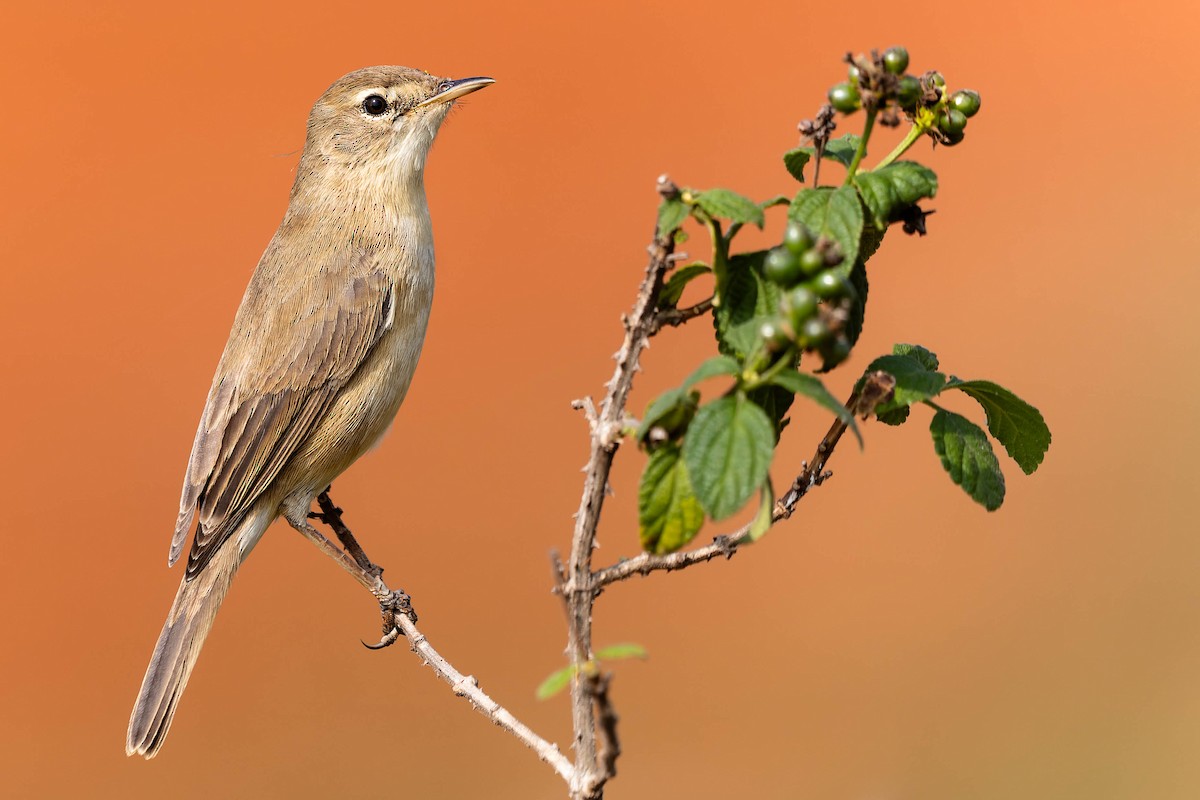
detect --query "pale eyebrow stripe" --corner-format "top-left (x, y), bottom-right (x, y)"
top-left (353, 88), bottom-right (389, 103)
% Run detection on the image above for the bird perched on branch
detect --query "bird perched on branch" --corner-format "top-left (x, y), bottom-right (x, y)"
top-left (126, 66), bottom-right (493, 759)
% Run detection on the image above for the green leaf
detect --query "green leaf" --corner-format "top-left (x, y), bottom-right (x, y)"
top-left (658, 263), bottom-right (711, 308)
top-left (746, 478), bottom-right (775, 542)
top-left (683, 355), bottom-right (742, 390)
top-left (767, 370), bottom-right (861, 446)
top-left (760, 194), bottom-right (791, 210)
top-left (720, 316), bottom-right (773, 360)
top-left (639, 445), bottom-right (706, 553)
top-left (713, 251), bottom-right (780, 360)
top-left (536, 664), bottom-right (578, 700)
top-left (657, 197), bottom-right (690, 239)
top-left (844, 224), bottom-right (886, 348)
top-left (636, 388), bottom-right (699, 444)
top-left (694, 188), bottom-right (765, 228)
top-left (865, 353), bottom-right (947, 414)
top-left (853, 161), bottom-right (938, 229)
top-left (748, 383), bottom-right (794, 437)
top-left (683, 395), bottom-right (776, 520)
top-left (595, 643), bottom-right (649, 662)
top-left (945, 379), bottom-right (1051, 474)
top-left (784, 135), bottom-right (862, 181)
top-left (783, 148), bottom-right (811, 182)
top-left (876, 406), bottom-right (910, 426)
top-left (788, 186), bottom-right (864, 273)
top-left (892, 343), bottom-right (939, 371)
top-left (823, 134), bottom-right (862, 166)
top-left (930, 409), bottom-right (1006, 511)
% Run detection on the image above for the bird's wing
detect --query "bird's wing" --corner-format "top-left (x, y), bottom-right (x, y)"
top-left (169, 247), bottom-right (395, 580)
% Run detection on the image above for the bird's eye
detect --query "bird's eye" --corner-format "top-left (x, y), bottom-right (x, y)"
top-left (362, 95), bottom-right (388, 116)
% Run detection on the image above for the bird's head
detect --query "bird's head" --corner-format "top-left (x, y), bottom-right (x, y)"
top-left (298, 66), bottom-right (493, 194)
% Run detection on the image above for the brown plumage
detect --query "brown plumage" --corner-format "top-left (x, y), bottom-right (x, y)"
top-left (127, 66), bottom-right (493, 759)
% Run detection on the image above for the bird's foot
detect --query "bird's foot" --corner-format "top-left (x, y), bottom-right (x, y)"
top-left (364, 589), bottom-right (418, 650)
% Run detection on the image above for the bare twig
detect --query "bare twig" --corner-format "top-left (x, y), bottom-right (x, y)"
top-left (650, 296), bottom-right (714, 334)
top-left (592, 533), bottom-right (743, 588)
top-left (293, 494), bottom-right (576, 787)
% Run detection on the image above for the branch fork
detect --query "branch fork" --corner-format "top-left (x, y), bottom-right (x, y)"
top-left (290, 179), bottom-right (864, 799)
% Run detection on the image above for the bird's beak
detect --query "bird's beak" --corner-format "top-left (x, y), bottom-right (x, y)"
top-left (416, 76), bottom-right (495, 108)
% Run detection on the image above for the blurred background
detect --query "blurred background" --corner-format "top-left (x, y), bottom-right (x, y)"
top-left (2, 0), bottom-right (1198, 797)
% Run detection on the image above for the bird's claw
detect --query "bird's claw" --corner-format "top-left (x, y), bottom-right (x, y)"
top-left (362, 589), bottom-right (417, 650)
top-left (362, 629), bottom-right (402, 650)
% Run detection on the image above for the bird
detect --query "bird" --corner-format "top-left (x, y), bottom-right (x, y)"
top-left (126, 66), bottom-right (493, 759)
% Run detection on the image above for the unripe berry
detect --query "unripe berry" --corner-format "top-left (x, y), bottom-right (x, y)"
top-left (799, 248), bottom-right (826, 276)
top-left (764, 247), bottom-right (803, 286)
top-left (937, 108), bottom-right (967, 136)
top-left (882, 47), bottom-right (909, 75)
top-left (784, 285), bottom-right (818, 328)
top-left (812, 270), bottom-right (850, 299)
top-left (896, 75), bottom-right (921, 110)
top-left (949, 89), bottom-right (981, 118)
top-left (801, 318), bottom-right (831, 346)
top-left (783, 221), bottom-right (815, 255)
top-left (828, 82), bottom-right (861, 113)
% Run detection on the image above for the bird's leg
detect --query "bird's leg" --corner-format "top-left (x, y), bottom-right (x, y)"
top-left (295, 490), bottom-right (416, 649)
top-left (307, 489), bottom-right (383, 578)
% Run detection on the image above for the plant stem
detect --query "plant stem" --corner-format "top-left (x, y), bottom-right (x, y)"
top-left (843, 107), bottom-right (877, 184)
top-left (872, 123), bottom-right (925, 171)
top-left (742, 348), bottom-right (798, 392)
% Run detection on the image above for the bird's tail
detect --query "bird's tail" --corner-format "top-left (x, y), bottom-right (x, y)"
top-left (126, 541), bottom-right (242, 758)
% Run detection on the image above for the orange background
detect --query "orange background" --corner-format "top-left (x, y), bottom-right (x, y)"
top-left (3, 1), bottom-right (1199, 797)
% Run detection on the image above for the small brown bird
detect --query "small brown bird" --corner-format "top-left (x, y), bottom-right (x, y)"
top-left (126, 66), bottom-right (493, 758)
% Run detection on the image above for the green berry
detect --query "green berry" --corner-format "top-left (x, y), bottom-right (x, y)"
top-left (896, 75), bottom-right (921, 110)
top-left (812, 270), bottom-right (849, 299)
top-left (882, 47), bottom-right (909, 75)
top-left (799, 248), bottom-right (825, 276)
top-left (928, 71), bottom-right (946, 89)
top-left (950, 89), bottom-right (981, 118)
top-left (785, 285), bottom-right (818, 326)
top-left (764, 247), bottom-right (803, 286)
top-left (760, 319), bottom-right (791, 351)
top-left (940, 128), bottom-right (965, 146)
top-left (937, 108), bottom-right (967, 136)
top-left (847, 63), bottom-right (861, 83)
top-left (783, 221), bottom-right (814, 254)
top-left (828, 82), bottom-right (861, 113)
top-left (824, 337), bottom-right (852, 365)
top-left (801, 318), bottom-right (830, 346)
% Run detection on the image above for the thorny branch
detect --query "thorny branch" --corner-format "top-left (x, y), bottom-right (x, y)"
top-left (561, 174), bottom-right (680, 799)
top-left (295, 178), bottom-right (881, 800)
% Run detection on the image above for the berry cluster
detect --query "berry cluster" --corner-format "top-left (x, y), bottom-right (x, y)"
top-left (760, 220), bottom-right (855, 368)
top-left (828, 46), bottom-right (982, 146)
